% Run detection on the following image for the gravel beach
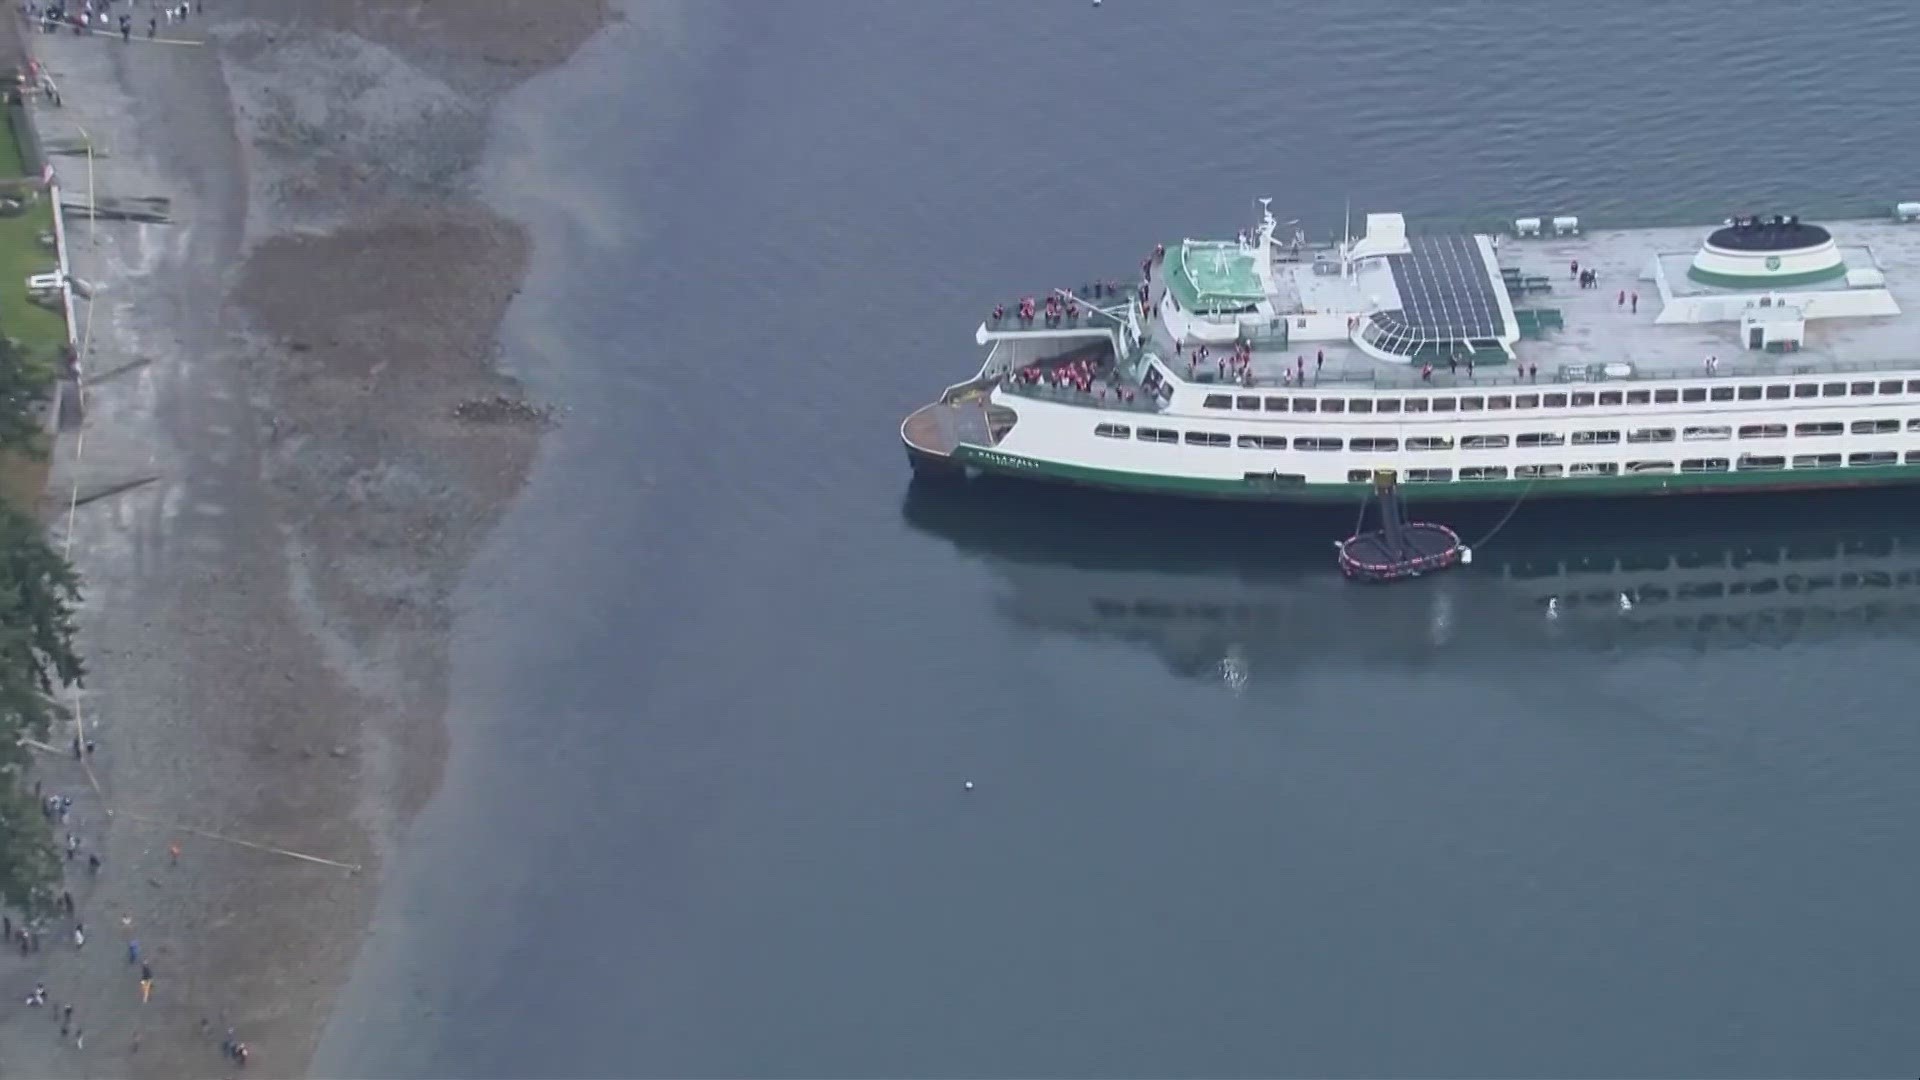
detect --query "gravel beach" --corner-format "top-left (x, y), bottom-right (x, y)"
top-left (0, 1), bottom-right (607, 1075)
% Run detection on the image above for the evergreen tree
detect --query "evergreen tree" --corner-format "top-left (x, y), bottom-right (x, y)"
top-left (0, 497), bottom-right (83, 913)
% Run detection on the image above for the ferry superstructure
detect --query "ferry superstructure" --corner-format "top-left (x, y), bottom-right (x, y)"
top-left (903, 202), bottom-right (1920, 503)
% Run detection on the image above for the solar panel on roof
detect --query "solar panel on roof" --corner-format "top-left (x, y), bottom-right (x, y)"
top-left (1383, 235), bottom-right (1504, 342)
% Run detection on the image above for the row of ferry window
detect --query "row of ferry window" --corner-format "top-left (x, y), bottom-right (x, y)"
top-left (1337, 451), bottom-right (1914, 484)
top-left (1093, 419), bottom-right (1920, 449)
top-left (1197, 378), bottom-right (1920, 415)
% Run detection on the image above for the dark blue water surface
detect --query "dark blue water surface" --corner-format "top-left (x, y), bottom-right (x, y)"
top-left (314, 2), bottom-right (1920, 1075)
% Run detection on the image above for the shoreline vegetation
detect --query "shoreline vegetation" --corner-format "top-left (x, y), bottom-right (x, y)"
top-left (0, 1), bottom-right (610, 1075)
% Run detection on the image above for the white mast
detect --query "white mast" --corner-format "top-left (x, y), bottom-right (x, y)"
top-left (1342, 198), bottom-right (1353, 280)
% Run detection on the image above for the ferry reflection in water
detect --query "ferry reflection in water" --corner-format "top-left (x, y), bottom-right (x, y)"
top-left (902, 479), bottom-right (1920, 686)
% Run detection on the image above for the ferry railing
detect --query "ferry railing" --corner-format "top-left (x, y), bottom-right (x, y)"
top-left (998, 379), bottom-right (1165, 414)
top-left (1184, 353), bottom-right (1920, 393)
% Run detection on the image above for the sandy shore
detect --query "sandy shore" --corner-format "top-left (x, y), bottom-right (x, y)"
top-left (0, 1), bottom-right (606, 1075)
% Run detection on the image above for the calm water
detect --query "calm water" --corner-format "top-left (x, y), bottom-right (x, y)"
top-left (314, 2), bottom-right (1920, 1075)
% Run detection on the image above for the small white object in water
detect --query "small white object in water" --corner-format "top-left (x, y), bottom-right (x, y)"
top-left (1460, 546), bottom-right (1473, 565)
top-left (1618, 592), bottom-right (1634, 612)
top-left (1546, 596), bottom-right (1560, 619)
top-left (964, 780), bottom-right (974, 791)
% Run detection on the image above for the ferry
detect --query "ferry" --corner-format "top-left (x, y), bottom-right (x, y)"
top-left (902, 200), bottom-right (1920, 503)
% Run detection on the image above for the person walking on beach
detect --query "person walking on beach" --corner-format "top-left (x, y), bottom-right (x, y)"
top-left (139, 977), bottom-right (153, 1004)
top-left (72, 923), bottom-right (85, 950)
top-left (128, 939), bottom-right (139, 964)
top-left (87, 852), bottom-right (100, 873)
top-left (62, 890), bottom-right (73, 916)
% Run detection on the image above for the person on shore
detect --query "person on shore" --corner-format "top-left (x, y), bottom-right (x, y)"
top-left (73, 923), bottom-right (85, 949)
top-left (139, 977), bottom-right (153, 1004)
top-left (169, 842), bottom-right (181, 865)
top-left (26, 983), bottom-right (47, 1006)
top-left (146, 15), bottom-right (154, 36)
top-left (61, 890), bottom-right (73, 916)
top-left (63, 1003), bottom-right (73, 1027)
top-left (119, 12), bottom-right (128, 40)
top-left (3, 914), bottom-right (9, 941)
top-left (128, 939), bottom-right (139, 964)
top-left (141, 961), bottom-right (152, 982)
top-left (87, 852), bottom-right (100, 873)
top-left (66, 832), bottom-right (78, 860)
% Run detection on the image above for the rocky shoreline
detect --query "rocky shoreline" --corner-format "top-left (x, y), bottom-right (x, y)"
top-left (0, 1), bottom-right (607, 1075)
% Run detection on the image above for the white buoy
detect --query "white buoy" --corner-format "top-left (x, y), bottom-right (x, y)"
top-left (1618, 592), bottom-right (1634, 612)
top-left (1459, 546), bottom-right (1473, 565)
top-left (964, 781), bottom-right (974, 791)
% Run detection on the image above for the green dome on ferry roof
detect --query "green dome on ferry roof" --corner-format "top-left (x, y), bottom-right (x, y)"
top-left (1687, 214), bottom-right (1846, 288)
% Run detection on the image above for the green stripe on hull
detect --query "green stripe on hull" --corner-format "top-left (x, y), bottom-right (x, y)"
top-left (954, 446), bottom-right (1920, 504)
top-left (1684, 264), bottom-right (1848, 288)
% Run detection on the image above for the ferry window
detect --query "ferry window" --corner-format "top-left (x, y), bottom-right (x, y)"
top-left (1376, 399), bottom-right (1402, 414)
top-left (1407, 436), bottom-right (1455, 451)
top-left (1543, 392), bottom-right (1568, 407)
top-left (1431, 397), bottom-right (1458, 412)
top-left (1460, 466), bottom-right (1508, 481)
top-left (1569, 462), bottom-right (1620, 476)
top-left (1571, 392), bottom-right (1596, 407)
top-left (1738, 385), bottom-right (1762, 400)
top-left (1185, 431), bottom-right (1231, 447)
top-left (1599, 391), bottom-right (1623, 406)
top-left (1793, 383), bottom-right (1819, 399)
top-left (1792, 453), bottom-right (1842, 468)
top-left (1095, 424), bottom-right (1131, 439)
top-left (1710, 387), bottom-right (1734, 401)
top-left (1321, 399), bottom-right (1346, 414)
top-left (1295, 437), bottom-right (1342, 451)
top-left (1766, 384), bottom-right (1790, 399)
top-left (1682, 425), bottom-right (1730, 441)
top-left (1739, 423), bottom-right (1787, 439)
top-left (1822, 382), bottom-right (1847, 397)
top-left (1852, 419), bottom-right (1901, 435)
top-left (1909, 418), bottom-right (1920, 432)
top-left (1264, 396), bottom-right (1289, 411)
top-left (1573, 429), bottom-right (1621, 445)
top-left (1407, 468), bottom-right (1453, 483)
top-left (1463, 434), bottom-right (1509, 449)
top-left (1880, 380), bottom-right (1904, 394)
top-left (1487, 395), bottom-right (1512, 410)
top-left (1292, 398), bottom-right (1317, 413)
top-left (1404, 398), bottom-right (1429, 413)
top-left (1517, 432), bottom-right (1566, 447)
top-left (1852, 381), bottom-right (1877, 395)
top-left (1460, 396), bottom-right (1485, 411)
top-left (1909, 380), bottom-right (1920, 393)
top-left (1348, 469), bottom-right (1374, 482)
top-left (1795, 422), bottom-right (1843, 437)
top-left (1851, 451), bottom-right (1900, 467)
top-left (1203, 394), bottom-right (1233, 409)
top-left (1627, 461), bottom-right (1675, 474)
top-left (1236, 395), bottom-right (1261, 411)
top-left (1654, 389), bottom-right (1679, 403)
top-left (1909, 451), bottom-right (1920, 464)
top-left (1738, 455), bottom-right (1785, 471)
top-left (1680, 458), bottom-right (1730, 473)
top-left (1681, 388), bottom-right (1707, 403)
top-left (1516, 464), bottom-right (1564, 478)
top-left (1238, 435), bottom-right (1285, 449)
top-left (1348, 399), bottom-right (1374, 414)
top-left (1350, 437), bottom-right (1400, 452)
top-left (1137, 428), bottom-right (1178, 444)
top-left (1515, 394), bottom-right (1540, 409)
top-left (1627, 390), bottom-right (1652, 404)
top-left (1629, 427), bottom-right (1676, 443)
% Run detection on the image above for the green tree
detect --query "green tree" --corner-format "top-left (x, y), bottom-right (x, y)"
top-left (0, 333), bottom-right (57, 457)
top-left (0, 502), bottom-right (83, 912)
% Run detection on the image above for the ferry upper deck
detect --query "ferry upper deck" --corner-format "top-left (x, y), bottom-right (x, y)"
top-left (983, 207), bottom-right (1920, 399)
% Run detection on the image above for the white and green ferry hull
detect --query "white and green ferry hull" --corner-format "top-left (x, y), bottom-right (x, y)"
top-left (944, 442), bottom-right (1920, 504)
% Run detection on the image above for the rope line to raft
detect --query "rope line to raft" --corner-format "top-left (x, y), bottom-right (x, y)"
top-left (1468, 477), bottom-right (1539, 552)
